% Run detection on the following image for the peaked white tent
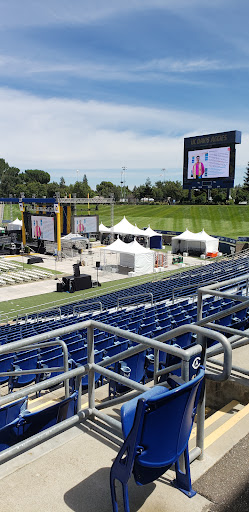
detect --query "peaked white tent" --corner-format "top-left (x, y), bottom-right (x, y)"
top-left (99, 222), bottom-right (111, 233)
top-left (7, 218), bottom-right (22, 231)
top-left (143, 225), bottom-right (162, 249)
top-left (172, 229), bottom-right (219, 256)
top-left (103, 238), bottom-right (154, 275)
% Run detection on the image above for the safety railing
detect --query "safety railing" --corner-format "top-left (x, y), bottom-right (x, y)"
top-left (194, 273), bottom-right (249, 457)
top-left (117, 292), bottom-right (153, 309)
top-left (0, 317), bottom-right (232, 465)
top-left (73, 301), bottom-right (103, 317)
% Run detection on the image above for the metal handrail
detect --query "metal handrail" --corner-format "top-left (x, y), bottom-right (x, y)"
top-left (171, 279), bottom-right (218, 304)
top-left (117, 292), bottom-right (153, 309)
top-left (73, 301), bottom-right (103, 317)
top-left (195, 272), bottom-right (249, 459)
top-left (37, 307), bottom-right (61, 321)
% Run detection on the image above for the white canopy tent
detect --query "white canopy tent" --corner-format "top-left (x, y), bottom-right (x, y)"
top-left (111, 216), bottom-right (145, 236)
top-left (7, 218), bottom-right (22, 231)
top-left (103, 238), bottom-right (154, 275)
top-left (143, 225), bottom-right (162, 249)
top-left (99, 222), bottom-right (111, 233)
top-left (171, 229), bottom-right (219, 256)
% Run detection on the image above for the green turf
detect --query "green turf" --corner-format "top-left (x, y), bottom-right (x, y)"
top-left (93, 204), bottom-right (249, 238)
top-left (4, 203), bottom-right (249, 238)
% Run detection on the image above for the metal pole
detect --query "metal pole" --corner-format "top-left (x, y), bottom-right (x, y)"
top-left (87, 324), bottom-right (95, 412)
top-left (196, 287), bottom-right (205, 460)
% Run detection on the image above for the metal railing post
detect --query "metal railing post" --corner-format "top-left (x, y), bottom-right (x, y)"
top-left (87, 323), bottom-right (95, 412)
top-left (196, 287), bottom-right (206, 459)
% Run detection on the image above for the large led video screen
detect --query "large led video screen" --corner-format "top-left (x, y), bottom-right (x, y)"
top-left (31, 215), bottom-right (55, 241)
top-left (74, 215), bottom-right (99, 234)
top-left (187, 147), bottom-right (230, 180)
top-left (183, 130), bottom-right (241, 190)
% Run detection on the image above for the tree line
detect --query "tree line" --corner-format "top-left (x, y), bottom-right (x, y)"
top-left (1, 158), bottom-right (249, 204)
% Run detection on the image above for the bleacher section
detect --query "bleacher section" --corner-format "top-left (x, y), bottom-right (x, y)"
top-left (0, 258), bottom-right (54, 285)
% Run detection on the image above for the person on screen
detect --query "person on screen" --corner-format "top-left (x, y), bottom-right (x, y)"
top-left (34, 220), bottom-right (41, 239)
top-left (78, 220), bottom-right (85, 233)
top-left (191, 155), bottom-right (205, 178)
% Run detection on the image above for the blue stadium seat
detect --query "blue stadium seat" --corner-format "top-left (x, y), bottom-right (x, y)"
top-left (110, 367), bottom-right (205, 511)
top-left (109, 351), bottom-right (147, 397)
top-left (0, 392), bottom-right (78, 452)
top-left (0, 397), bottom-right (28, 429)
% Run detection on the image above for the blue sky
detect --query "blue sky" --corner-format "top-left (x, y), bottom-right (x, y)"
top-left (0, 0), bottom-right (248, 189)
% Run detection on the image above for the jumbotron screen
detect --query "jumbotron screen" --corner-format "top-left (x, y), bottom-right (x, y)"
top-left (74, 215), bottom-right (99, 234)
top-left (183, 130), bottom-right (241, 190)
top-left (31, 215), bottom-right (55, 241)
top-left (187, 147), bottom-right (230, 180)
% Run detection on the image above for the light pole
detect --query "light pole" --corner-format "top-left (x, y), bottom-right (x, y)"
top-left (122, 166), bottom-right (127, 201)
top-left (160, 168), bottom-right (166, 182)
top-left (76, 169), bottom-right (79, 182)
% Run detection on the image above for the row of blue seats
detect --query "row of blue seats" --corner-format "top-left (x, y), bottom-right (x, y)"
top-left (12, 250), bottom-right (249, 326)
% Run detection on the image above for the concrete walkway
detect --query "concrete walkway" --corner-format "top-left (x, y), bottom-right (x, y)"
top-left (0, 249), bottom-right (203, 303)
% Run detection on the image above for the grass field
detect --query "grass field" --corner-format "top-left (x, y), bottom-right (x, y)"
top-left (93, 204), bottom-right (249, 238)
top-left (4, 203), bottom-right (249, 239)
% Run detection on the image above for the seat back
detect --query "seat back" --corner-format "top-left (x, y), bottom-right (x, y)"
top-left (0, 397), bottom-right (28, 429)
top-left (0, 392), bottom-right (78, 452)
top-left (0, 354), bottom-right (15, 384)
top-left (121, 367), bottom-right (204, 481)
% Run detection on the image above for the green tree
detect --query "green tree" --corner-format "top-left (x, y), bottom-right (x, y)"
top-left (234, 187), bottom-right (249, 204)
top-left (244, 163), bottom-right (249, 191)
top-left (0, 158), bottom-right (9, 183)
top-left (47, 181), bottom-right (60, 198)
top-left (21, 169), bottom-right (50, 184)
top-left (0, 166), bottom-right (22, 196)
top-left (96, 181), bottom-right (120, 200)
top-left (72, 175), bottom-right (94, 198)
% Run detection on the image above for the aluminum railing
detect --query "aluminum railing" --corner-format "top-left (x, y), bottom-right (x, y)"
top-left (0, 318), bottom-right (232, 465)
top-left (73, 301), bottom-right (103, 317)
top-left (117, 292), bottom-right (153, 309)
top-left (194, 273), bottom-right (249, 457)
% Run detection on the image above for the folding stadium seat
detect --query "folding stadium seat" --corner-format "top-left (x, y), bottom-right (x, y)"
top-left (14, 349), bottom-right (38, 361)
top-left (36, 354), bottom-right (73, 393)
top-left (110, 367), bottom-right (205, 511)
top-left (8, 354), bottom-right (39, 392)
top-left (104, 341), bottom-right (129, 360)
top-left (69, 346), bottom-right (88, 363)
top-left (38, 346), bottom-right (63, 361)
top-left (95, 337), bottom-right (114, 353)
top-left (173, 312), bottom-right (192, 325)
top-left (138, 323), bottom-right (156, 337)
top-left (156, 312), bottom-right (171, 324)
top-left (109, 351), bottom-right (147, 398)
top-left (66, 339), bottom-right (85, 353)
top-left (0, 396), bottom-right (28, 429)
top-left (0, 354), bottom-right (16, 384)
top-left (144, 339), bottom-right (173, 381)
top-left (0, 392), bottom-right (78, 452)
top-left (72, 350), bottom-right (104, 390)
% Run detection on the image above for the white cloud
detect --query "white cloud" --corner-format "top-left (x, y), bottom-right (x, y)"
top-left (0, 88), bottom-right (247, 186)
top-left (0, 54), bottom-right (244, 86)
top-left (0, 0), bottom-right (230, 28)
